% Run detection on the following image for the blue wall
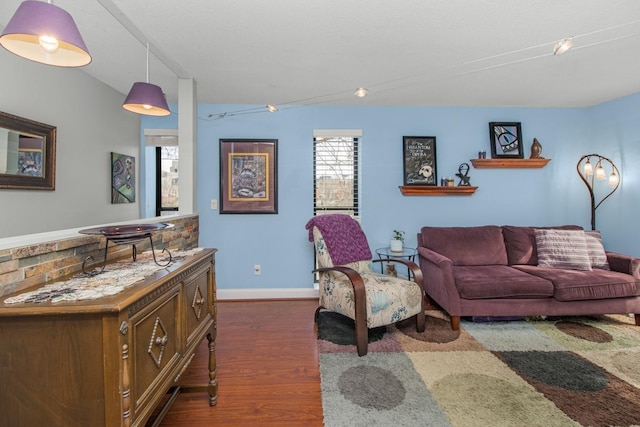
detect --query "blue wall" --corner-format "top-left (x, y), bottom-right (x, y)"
top-left (585, 93), bottom-right (640, 256)
top-left (142, 94), bottom-right (639, 291)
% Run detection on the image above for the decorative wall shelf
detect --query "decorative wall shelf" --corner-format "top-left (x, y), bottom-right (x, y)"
top-left (470, 158), bottom-right (551, 169)
top-left (399, 186), bottom-right (478, 196)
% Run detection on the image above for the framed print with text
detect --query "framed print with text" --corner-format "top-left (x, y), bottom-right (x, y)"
top-left (402, 136), bottom-right (437, 186)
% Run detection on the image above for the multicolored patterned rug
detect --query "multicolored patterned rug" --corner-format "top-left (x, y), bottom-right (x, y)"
top-left (317, 310), bottom-right (640, 427)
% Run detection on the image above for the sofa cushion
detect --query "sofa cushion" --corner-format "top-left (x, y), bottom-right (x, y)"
top-left (453, 265), bottom-right (554, 299)
top-left (514, 265), bottom-right (640, 301)
top-left (502, 225), bottom-right (583, 266)
top-left (535, 229), bottom-right (592, 271)
top-left (420, 226), bottom-right (508, 266)
top-left (585, 230), bottom-right (610, 270)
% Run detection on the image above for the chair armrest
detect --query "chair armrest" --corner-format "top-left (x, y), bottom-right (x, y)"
top-left (371, 258), bottom-right (423, 287)
top-left (606, 252), bottom-right (640, 278)
top-left (314, 266), bottom-right (365, 292)
top-left (313, 266), bottom-right (366, 327)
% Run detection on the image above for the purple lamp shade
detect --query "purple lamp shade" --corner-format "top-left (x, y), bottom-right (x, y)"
top-left (0, 1), bottom-right (91, 67)
top-left (122, 82), bottom-right (171, 116)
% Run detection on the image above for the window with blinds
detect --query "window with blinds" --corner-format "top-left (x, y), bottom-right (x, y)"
top-left (313, 136), bottom-right (359, 217)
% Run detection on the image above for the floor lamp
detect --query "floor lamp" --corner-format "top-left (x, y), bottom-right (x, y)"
top-left (576, 154), bottom-right (620, 230)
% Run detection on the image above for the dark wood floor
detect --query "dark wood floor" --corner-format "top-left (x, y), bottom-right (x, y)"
top-left (157, 299), bottom-right (324, 426)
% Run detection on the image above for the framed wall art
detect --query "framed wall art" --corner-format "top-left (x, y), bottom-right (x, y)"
top-left (0, 111), bottom-right (56, 191)
top-left (219, 139), bottom-right (278, 214)
top-left (111, 152), bottom-right (135, 203)
top-left (402, 136), bottom-right (437, 186)
top-left (488, 122), bottom-right (524, 158)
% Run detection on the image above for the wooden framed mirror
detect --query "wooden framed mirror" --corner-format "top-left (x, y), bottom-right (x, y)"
top-left (0, 111), bottom-right (56, 190)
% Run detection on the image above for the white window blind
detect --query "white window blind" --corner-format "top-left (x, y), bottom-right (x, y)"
top-left (313, 134), bottom-right (360, 217)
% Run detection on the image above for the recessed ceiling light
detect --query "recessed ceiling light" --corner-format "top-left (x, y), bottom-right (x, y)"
top-left (266, 104), bottom-right (278, 113)
top-left (354, 87), bottom-right (369, 98)
top-left (553, 38), bottom-right (573, 55)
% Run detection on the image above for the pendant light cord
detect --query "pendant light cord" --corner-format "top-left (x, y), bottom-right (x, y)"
top-left (146, 43), bottom-right (150, 84)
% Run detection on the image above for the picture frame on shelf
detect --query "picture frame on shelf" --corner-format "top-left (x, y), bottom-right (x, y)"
top-left (219, 138), bottom-right (278, 214)
top-left (488, 122), bottom-right (524, 158)
top-left (402, 136), bottom-right (437, 186)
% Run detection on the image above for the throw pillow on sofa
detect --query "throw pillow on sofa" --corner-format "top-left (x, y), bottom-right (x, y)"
top-left (584, 230), bottom-right (610, 270)
top-left (502, 225), bottom-right (583, 265)
top-left (535, 229), bottom-right (592, 271)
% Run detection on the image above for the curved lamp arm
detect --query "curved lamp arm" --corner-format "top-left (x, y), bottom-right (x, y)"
top-left (576, 153), bottom-right (620, 230)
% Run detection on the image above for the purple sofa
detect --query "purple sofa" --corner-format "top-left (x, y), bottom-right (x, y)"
top-left (417, 225), bottom-right (640, 330)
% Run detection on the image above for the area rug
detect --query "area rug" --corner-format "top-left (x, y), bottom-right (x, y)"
top-left (317, 310), bottom-right (640, 427)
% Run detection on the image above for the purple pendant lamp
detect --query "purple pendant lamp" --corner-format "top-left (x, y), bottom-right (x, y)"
top-left (122, 43), bottom-right (170, 116)
top-left (0, 0), bottom-right (91, 67)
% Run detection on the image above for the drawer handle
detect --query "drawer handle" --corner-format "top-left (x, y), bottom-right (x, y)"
top-left (194, 297), bottom-right (205, 306)
top-left (148, 317), bottom-right (169, 368)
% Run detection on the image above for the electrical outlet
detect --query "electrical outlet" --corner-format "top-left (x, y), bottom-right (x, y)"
top-left (254, 264), bottom-right (261, 275)
top-left (210, 199), bottom-right (217, 210)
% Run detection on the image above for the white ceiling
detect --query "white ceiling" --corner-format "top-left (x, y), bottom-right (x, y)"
top-left (2, 0), bottom-right (640, 108)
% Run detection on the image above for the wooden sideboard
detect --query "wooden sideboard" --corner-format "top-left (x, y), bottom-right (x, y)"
top-left (0, 248), bottom-right (217, 427)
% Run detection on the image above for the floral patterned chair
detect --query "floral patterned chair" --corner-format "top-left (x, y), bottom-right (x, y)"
top-left (305, 214), bottom-right (425, 356)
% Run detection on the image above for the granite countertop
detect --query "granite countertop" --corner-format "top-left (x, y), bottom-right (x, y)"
top-left (4, 248), bottom-right (204, 304)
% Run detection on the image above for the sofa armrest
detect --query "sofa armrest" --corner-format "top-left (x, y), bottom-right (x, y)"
top-left (418, 246), bottom-right (452, 269)
top-left (417, 247), bottom-right (461, 315)
top-left (606, 252), bottom-right (640, 278)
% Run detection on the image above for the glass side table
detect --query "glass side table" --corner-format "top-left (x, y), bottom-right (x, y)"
top-left (375, 247), bottom-right (418, 278)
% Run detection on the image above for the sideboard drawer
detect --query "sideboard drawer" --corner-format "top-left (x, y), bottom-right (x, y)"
top-left (184, 265), bottom-right (212, 346)
top-left (131, 285), bottom-right (182, 412)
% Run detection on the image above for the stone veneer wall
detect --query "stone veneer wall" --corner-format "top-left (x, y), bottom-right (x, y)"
top-left (0, 215), bottom-right (199, 296)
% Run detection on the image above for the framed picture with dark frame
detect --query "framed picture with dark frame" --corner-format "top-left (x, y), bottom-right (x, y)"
top-left (488, 122), bottom-right (524, 158)
top-left (219, 139), bottom-right (278, 214)
top-left (402, 136), bottom-right (437, 186)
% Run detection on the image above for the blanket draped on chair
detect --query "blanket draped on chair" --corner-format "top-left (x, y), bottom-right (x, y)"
top-left (305, 214), bottom-right (372, 266)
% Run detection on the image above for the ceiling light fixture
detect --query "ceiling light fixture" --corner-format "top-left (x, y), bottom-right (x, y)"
top-left (0, 0), bottom-right (91, 67)
top-left (122, 43), bottom-right (170, 116)
top-left (354, 87), bottom-right (369, 98)
top-left (553, 38), bottom-right (573, 55)
top-left (266, 104), bottom-right (278, 113)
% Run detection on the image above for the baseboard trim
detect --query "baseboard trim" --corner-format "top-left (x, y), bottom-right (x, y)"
top-left (218, 288), bottom-right (319, 300)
